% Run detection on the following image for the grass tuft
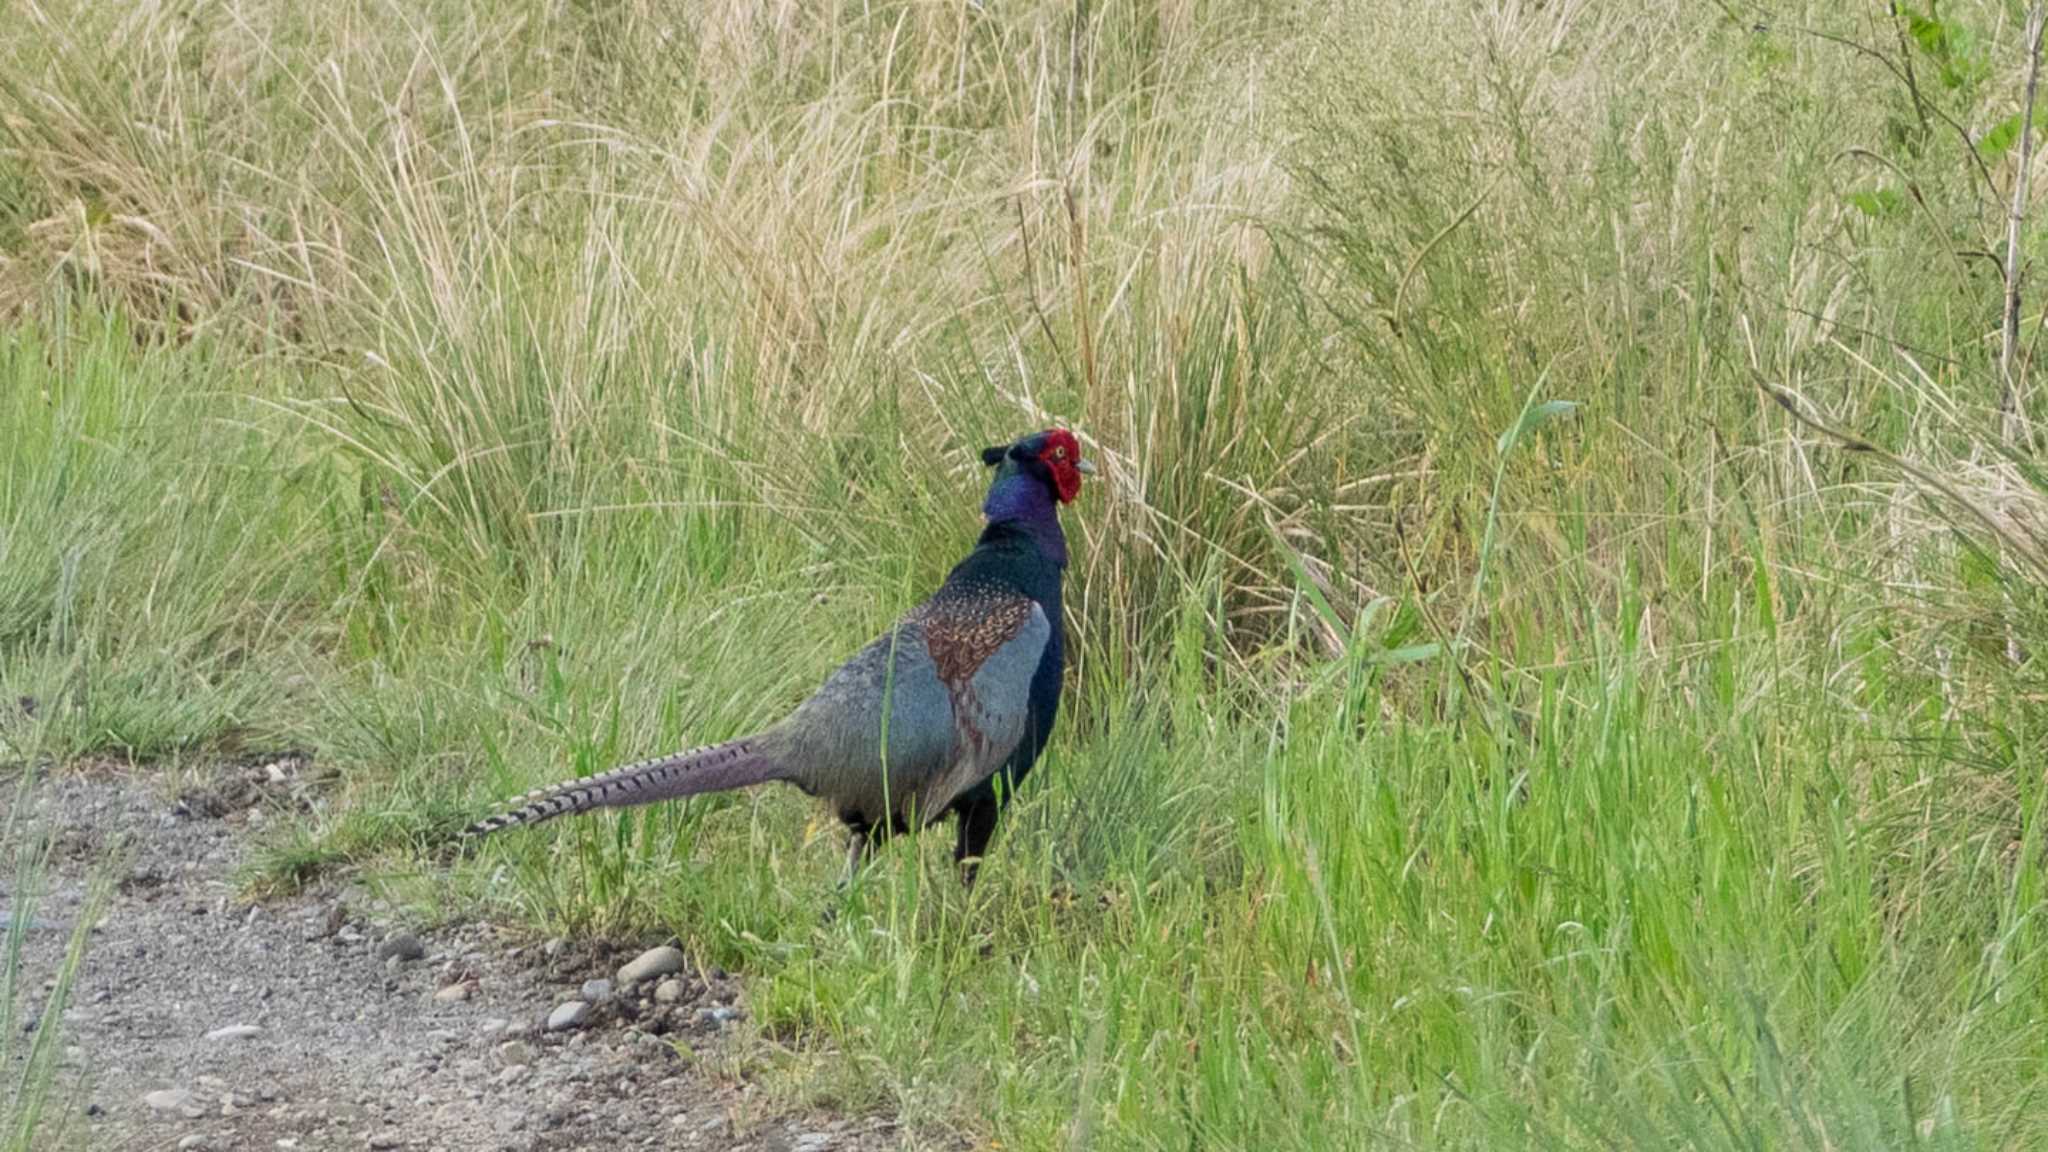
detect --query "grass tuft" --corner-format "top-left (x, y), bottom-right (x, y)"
top-left (5, 0), bottom-right (2048, 1146)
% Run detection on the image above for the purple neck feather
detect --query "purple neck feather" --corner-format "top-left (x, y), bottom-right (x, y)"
top-left (982, 469), bottom-right (1067, 566)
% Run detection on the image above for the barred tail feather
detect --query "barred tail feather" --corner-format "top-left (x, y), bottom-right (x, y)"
top-left (465, 736), bottom-right (786, 837)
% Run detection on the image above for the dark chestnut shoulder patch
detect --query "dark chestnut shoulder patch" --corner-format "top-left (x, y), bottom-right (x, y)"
top-left (917, 587), bottom-right (1035, 688)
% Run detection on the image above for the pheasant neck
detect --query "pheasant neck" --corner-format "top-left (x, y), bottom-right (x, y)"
top-left (980, 474), bottom-right (1068, 568)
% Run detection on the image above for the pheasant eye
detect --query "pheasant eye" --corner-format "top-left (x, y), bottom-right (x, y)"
top-left (1053, 446), bottom-right (1067, 459)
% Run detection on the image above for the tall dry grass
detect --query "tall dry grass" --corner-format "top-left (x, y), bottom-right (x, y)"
top-left (8, 1), bottom-right (2048, 1147)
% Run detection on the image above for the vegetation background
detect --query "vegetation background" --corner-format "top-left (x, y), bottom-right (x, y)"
top-left (6, 0), bottom-right (2048, 1147)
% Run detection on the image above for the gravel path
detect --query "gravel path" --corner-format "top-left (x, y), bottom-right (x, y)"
top-left (2, 760), bottom-right (892, 1152)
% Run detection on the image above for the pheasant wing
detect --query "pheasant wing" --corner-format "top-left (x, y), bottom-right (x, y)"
top-left (911, 591), bottom-right (1051, 822)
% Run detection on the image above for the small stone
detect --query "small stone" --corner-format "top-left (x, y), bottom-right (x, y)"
top-left (367, 1135), bottom-right (403, 1150)
top-left (495, 1065), bottom-right (530, 1086)
top-left (579, 979), bottom-right (612, 1003)
top-left (616, 946), bottom-right (684, 986)
top-left (205, 1024), bottom-right (262, 1042)
top-left (178, 1137), bottom-right (211, 1151)
top-left (693, 1005), bottom-right (739, 1028)
top-left (376, 933), bottom-right (425, 963)
top-left (433, 982), bottom-right (473, 1003)
top-left (793, 1136), bottom-right (832, 1152)
top-left (494, 1040), bottom-right (533, 1068)
top-left (144, 1088), bottom-right (205, 1119)
top-left (652, 979), bottom-right (683, 1004)
top-left (546, 1001), bottom-right (591, 1032)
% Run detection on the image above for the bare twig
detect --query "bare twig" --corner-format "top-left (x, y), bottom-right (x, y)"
top-left (1886, 2), bottom-right (1935, 143)
top-left (1998, 3), bottom-right (2046, 665)
top-left (1013, 195), bottom-right (1071, 371)
top-left (1833, 146), bottom-right (1974, 288)
top-left (2002, 6), bottom-right (2045, 445)
top-left (1793, 20), bottom-right (1998, 205)
top-left (1752, 371), bottom-right (2048, 578)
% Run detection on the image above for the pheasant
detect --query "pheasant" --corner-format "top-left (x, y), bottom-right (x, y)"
top-left (466, 427), bottom-right (1095, 886)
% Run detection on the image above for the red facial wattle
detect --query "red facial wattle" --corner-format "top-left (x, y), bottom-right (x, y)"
top-left (1038, 429), bottom-right (1087, 504)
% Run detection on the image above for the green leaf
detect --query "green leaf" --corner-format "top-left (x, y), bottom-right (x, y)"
top-left (1909, 14), bottom-right (1949, 58)
top-left (1369, 643), bottom-right (1443, 667)
top-left (1496, 399), bottom-right (1579, 456)
top-left (1845, 187), bottom-right (1904, 219)
top-left (1980, 114), bottom-right (2025, 159)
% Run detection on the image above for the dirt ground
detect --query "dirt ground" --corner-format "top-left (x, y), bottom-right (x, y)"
top-left (2, 759), bottom-right (897, 1152)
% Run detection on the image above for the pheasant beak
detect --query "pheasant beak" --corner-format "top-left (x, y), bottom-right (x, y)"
top-left (1076, 457), bottom-right (1098, 476)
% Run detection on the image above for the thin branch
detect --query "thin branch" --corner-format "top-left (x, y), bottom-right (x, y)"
top-left (1013, 195), bottom-right (1070, 370)
top-left (1999, 3), bottom-right (2045, 665)
top-left (1886, 1), bottom-right (1936, 142)
top-left (2002, 5), bottom-right (2045, 445)
top-left (1752, 371), bottom-right (2048, 578)
top-left (1794, 21), bottom-right (1999, 205)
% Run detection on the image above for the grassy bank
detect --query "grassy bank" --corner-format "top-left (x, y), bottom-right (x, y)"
top-left (5, 0), bottom-right (2048, 1146)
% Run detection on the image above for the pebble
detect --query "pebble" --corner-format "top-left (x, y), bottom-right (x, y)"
top-left (367, 1135), bottom-right (403, 1150)
top-left (433, 982), bottom-right (473, 1003)
top-left (495, 1064), bottom-right (531, 1086)
top-left (144, 1088), bottom-right (205, 1119)
top-left (178, 1137), bottom-right (212, 1151)
top-left (794, 1136), bottom-right (832, 1152)
top-left (693, 1006), bottom-right (739, 1028)
top-left (494, 1040), bottom-right (534, 1068)
top-left (616, 946), bottom-right (684, 986)
top-left (205, 1024), bottom-right (262, 1042)
top-left (579, 979), bottom-right (612, 1003)
top-left (652, 979), bottom-right (683, 1005)
top-left (376, 933), bottom-right (425, 964)
top-left (547, 1001), bottom-right (591, 1032)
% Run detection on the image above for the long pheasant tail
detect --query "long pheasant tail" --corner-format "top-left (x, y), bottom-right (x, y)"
top-left (465, 736), bottom-right (786, 837)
